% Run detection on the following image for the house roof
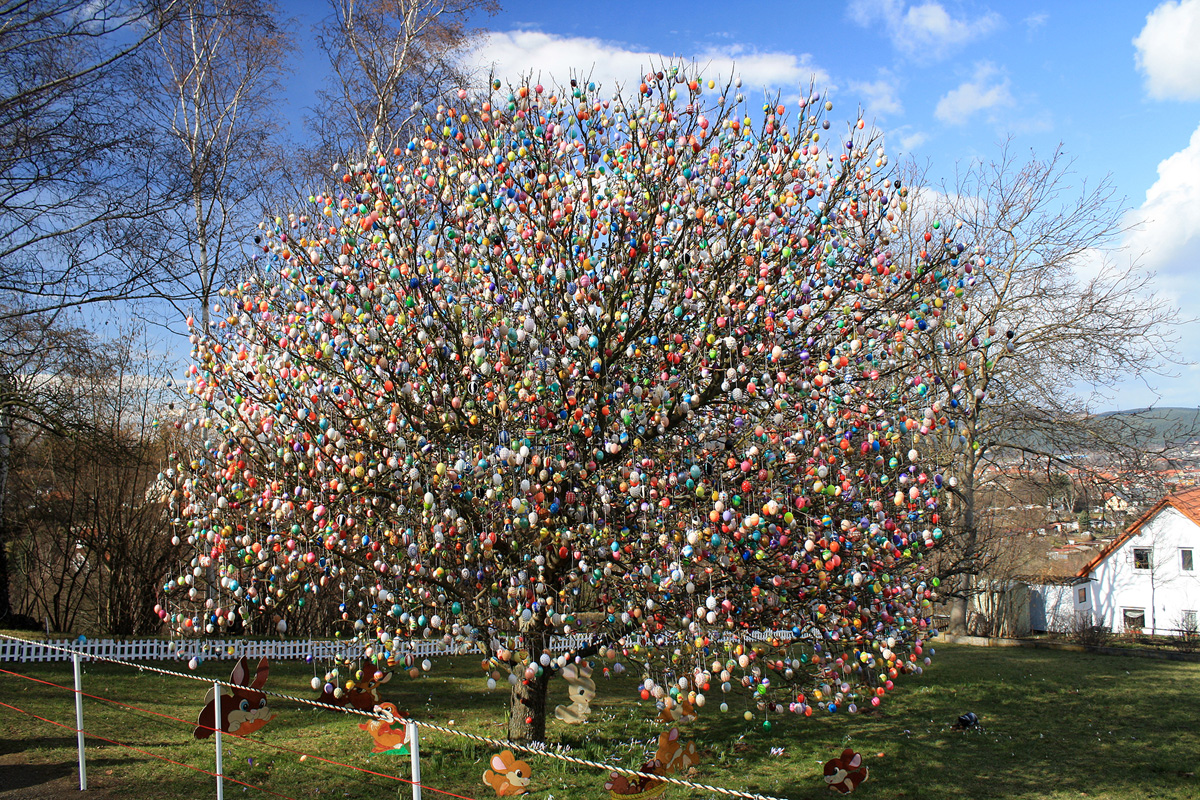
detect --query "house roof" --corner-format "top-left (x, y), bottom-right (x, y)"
top-left (1075, 485), bottom-right (1200, 578)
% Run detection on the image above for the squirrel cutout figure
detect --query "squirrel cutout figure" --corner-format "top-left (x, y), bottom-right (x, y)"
top-left (553, 662), bottom-right (596, 724)
top-left (194, 656), bottom-right (275, 739)
top-left (483, 750), bottom-right (532, 796)
top-left (359, 702), bottom-right (409, 755)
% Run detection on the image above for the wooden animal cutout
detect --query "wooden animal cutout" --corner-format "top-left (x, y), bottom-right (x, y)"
top-left (316, 658), bottom-right (394, 711)
top-left (823, 748), bottom-right (869, 794)
top-left (656, 695), bottom-right (697, 724)
top-left (605, 727), bottom-right (698, 798)
top-left (654, 727), bottom-right (700, 775)
top-left (483, 750), bottom-right (532, 796)
top-left (194, 656), bottom-right (275, 739)
top-left (359, 702), bottom-right (409, 755)
top-left (554, 662), bottom-right (596, 724)
top-left (604, 770), bottom-right (668, 798)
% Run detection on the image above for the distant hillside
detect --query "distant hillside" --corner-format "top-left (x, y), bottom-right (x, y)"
top-left (990, 407), bottom-right (1200, 456)
top-left (1096, 407), bottom-right (1200, 448)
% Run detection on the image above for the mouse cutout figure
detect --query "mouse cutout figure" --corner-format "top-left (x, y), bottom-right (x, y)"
top-left (194, 656), bottom-right (275, 739)
top-left (483, 750), bottom-right (532, 796)
top-left (554, 662), bottom-right (596, 724)
top-left (823, 747), bottom-right (868, 794)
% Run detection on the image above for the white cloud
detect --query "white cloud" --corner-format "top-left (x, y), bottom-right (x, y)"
top-left (1126, 122), bottom-right (1200, 273)
top-left (693, 46), bottom-right (831, 96)
top-left (1118, 122), bottom-right (1200, 405)
top-left (1023, 12), bottom-right (1048, 33)
top-left (1133, 0), bottom-right (1200, 100)
top-left (847, 0), bottom-right (1002, 61)
top-left (465, 30), bottom-right (829, 99)
top-left (934, 62), bottom-right (1013, 124)
top-left (893, 126), bottom-right (928, 151)
top-left (848, 73), bottom-right (903, 117)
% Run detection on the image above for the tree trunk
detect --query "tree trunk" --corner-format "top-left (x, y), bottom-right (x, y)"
top-left (0, 408), bottom-right (12, 622)
top-left (507, 618), bottom-right (552, 742)
top-left (0, 529), bottom-right (10, 623)
top-left (947, 450), bottom-right (978, 636)
top-left (508, 666), bottom-right (552, 742)
top-left (947, 584), bottom-right (969, 635)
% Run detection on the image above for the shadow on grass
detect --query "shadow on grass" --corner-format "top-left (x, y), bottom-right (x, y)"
top-left (0, 760), bottom-right (75, 793)
top-left (0, 755), bottom-right (141, 796)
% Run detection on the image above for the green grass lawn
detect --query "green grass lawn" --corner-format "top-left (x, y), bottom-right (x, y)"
top-left (1, 643), bottom-right (1197, 799)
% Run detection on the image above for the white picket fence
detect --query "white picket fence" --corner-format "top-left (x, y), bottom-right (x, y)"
top-left (0, 628), bottom-right (791, 664)
top-left (0, 633), bottom-right (599, 664)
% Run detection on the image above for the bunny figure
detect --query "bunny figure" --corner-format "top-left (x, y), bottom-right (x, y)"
top-left (553, 662), bottom-right (596, 724)
top-left (194, 656), bottom-right (275, 739)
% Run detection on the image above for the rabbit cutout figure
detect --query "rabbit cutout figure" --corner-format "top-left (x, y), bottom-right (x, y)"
top-left (194, 656), bottom-right (276, 739)
top-left (483, 750), bottom-right (531, 796)
top-left (553, 662), bottom-right (596, 724)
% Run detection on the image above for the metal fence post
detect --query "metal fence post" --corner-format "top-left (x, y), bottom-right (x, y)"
top-left (213, 683), bottom-right (224, 800)
top-left (72, 653), bottom-right (86, 791)
top-left (407, 720), bottom-right (422, 800)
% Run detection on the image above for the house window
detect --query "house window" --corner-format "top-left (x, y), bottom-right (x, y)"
top-left (1182, 549), bottom-right (1194, 572)
top-left (1183, 610), bottom-right (1198, 631)
top-left (1133, 548), bottom-right (1152, 570)
top-left (1077, 587), bottom-right (1087, 604)
top-left (1123, 608), bottom-right (1146, 632)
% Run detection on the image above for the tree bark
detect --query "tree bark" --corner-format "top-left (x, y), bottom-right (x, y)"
top-left (0, 407), bottom-right (11, 622)
top-left (947, 450), bottom-right (978, 636)
top-left (507, 618), bottom-right (552, 742)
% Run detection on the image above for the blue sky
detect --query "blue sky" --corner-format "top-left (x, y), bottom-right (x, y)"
top-left (282, 0), bottom-right (1200, 410)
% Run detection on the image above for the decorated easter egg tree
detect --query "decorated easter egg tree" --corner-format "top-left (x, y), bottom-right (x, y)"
top-left (167, 65), bottom-right (971, 741)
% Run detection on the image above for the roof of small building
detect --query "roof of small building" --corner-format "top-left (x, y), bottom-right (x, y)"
top-left (1075, 485), bottom-right (1200, 578)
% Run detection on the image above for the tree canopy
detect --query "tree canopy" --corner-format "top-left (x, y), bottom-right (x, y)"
top-left (166, 67), bottom-right (976, 739)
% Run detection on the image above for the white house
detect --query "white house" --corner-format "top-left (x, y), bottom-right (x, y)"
top-left (1049, 487), bottom-right (1200, 635)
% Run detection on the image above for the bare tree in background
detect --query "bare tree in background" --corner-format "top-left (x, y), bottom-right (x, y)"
top-left (894, 142), bottom-right (1184, 634)
top-left (302, 0), bottom-right (496, 175)
top-left (0, 309), bottom-right (113, 625)
top-left (6, 327), bottom-right (179, 634)
top-left (121, 0), bottom-right (292, 335)
top-left (0, 0), bottom-right (183, 320)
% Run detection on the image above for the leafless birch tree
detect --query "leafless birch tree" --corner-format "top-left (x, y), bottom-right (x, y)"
top-left (894, 142), bottom-right (1185, 633)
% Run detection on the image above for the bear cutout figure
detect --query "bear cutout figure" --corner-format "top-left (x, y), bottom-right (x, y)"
top-left (483, 750), bottom-right (532, 796)
top-left (316, 658), bottom-right (393, 711)
top-left (553, 662), bottom-right (596, 724)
